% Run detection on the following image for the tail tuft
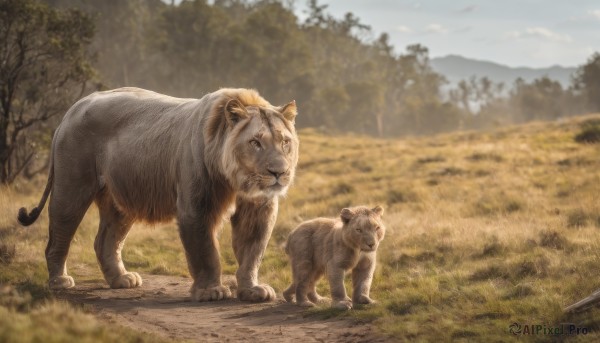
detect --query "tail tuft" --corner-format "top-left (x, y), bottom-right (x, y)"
top-left (18, 207), bottom-right (41, 226)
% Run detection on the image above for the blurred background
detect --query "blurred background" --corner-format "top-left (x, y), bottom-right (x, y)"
top-left (2, 0), bottom-right (600, 184)
top-left (2, 2), bottom-right (600, 341)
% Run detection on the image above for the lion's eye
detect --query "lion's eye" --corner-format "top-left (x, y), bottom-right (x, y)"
top-left (282, 139), bottom-right (291, 152)
top-left (250, 139), bottom-right (262, 150)
top-left (375, 226), bottom-right (381, 231)
top-left (356, 228), bottom-right (362, 233)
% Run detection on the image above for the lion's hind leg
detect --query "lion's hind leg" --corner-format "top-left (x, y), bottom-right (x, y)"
top-left (94, 197), bottom-right (140, 289)
top-left (46, 190), bottom-right (94, 290)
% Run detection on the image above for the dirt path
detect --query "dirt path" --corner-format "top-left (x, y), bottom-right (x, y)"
top-left (56, 274), bottom-right (388, 342)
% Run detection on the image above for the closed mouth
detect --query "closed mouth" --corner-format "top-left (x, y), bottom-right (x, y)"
top-left (269, 181), bottom-right (285, 189)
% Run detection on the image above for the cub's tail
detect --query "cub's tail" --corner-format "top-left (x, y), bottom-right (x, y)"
top-left (17, 165), bottom-right (53, 226)
top-left (284, 235), bottom-right (291, 255)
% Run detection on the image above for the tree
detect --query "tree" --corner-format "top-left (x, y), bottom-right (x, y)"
top-left (574, 52), bottom-right (600, 112)
top-left (510, 77), bottom-right (566, 122)
top-left (0, 0), bottom-right (95, 183)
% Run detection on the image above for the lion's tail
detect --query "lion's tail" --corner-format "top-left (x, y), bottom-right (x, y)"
top-left (17, 165), bottom-right (53, 226)
top-left (18, 128), bottom-right (57, 227)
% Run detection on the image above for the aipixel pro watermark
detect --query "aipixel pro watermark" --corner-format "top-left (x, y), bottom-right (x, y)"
top-left (509, 322), bottom-right (589, 336)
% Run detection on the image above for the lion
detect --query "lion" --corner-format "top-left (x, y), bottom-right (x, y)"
top-left (17, 87), bottom-right (299, 302)
top-left (283, 205), bottom-right (385, 310)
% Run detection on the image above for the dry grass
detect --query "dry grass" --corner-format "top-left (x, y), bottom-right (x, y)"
top-left (1, 114), bottom-right (600, 341)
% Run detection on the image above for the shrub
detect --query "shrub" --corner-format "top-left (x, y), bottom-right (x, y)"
top-left (575, 119), bottom-right (600, 143)
top-left (0, 243), bottom-right (16, 265)
top-left (539, 230), bottom-right (568, 250)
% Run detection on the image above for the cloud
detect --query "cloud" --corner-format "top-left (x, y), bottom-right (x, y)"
top-left (503, 27), bottom-right (572, 43)
top-left (458, 5), bottom-right (477, 13)
top-left (396, 25), bottom-right (412, 33)
top-left (503, 30), bottom-right (521, 39)
top-left (589, 10), bottom-right (600, 20)
top-left (425, 23), bottom-right (448, 35)
top-left (525, 27), bottom-right (572, 42)
top-left (454, 26), bottom-right (473, 33)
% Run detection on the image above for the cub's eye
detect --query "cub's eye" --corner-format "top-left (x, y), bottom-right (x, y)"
top-left (356, 228), bottom-right (362, 233)
top-left (375, 226), bottom-right (381, 231)
top-left (250, 139), bottom-right (262, 150)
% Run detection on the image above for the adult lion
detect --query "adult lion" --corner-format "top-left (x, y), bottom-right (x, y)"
top-left (18, 87), bottom-right (299, 302)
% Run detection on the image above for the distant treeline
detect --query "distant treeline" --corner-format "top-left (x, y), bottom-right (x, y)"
top-left (34, 0), bottom-right (600, 136)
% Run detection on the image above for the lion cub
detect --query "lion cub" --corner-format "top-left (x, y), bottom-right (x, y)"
top-left (283, 206), bottom-right (385, 310)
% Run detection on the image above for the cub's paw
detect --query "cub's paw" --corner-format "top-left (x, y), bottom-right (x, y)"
top-left (354, 295), bottom-right (376, 305)
top-left (297, 300), bottom-right (316, 307)
top-left (238, 284), bottom-right (276, 302)
top-left (308, 293), bottom-right (330, 304)
top-left (283, 289), bottom-right (295, 302)
top-left (191, 285), bottom-right (232, 302)
top-left (332, 299), bottom-right (353, 310)
top-left (49, 275), bottom-right (75, 290)
top-left (110, 272), bottom-right (143, 289)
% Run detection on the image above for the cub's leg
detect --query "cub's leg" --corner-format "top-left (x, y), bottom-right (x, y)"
top-left (307, 272), bottom-right (329, 304)
top-left (292, 258), bottom-right (316, 307)
top-left (294, 268), bottom-right (315, 307)
top-left (94, 196), bottom-right (140, 288)
top-left (283, 258), bottom-right (298, 302)
top-left (231, 197), bottom-right (278, 302)
top-left (46, 177), bottom-right (95, 290)
top-left (352, 253), bottom-right (377, 304)
top-left (283, 283), bottom-right (296, 303)
top-left (327, 262), bottom-right (352, 310)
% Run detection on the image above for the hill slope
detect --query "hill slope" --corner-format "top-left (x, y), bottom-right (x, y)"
top-left (431, 54), bottom-right (576, 88)
top-left (1, 115), bottom-right (600, 341)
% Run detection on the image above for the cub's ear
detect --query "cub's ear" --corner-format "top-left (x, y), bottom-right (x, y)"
top-left (279, 100), bottom-right (297, 122)
top-left (225, 99), bottom-right (248, 126)
top-left (372, 205), bottom-right (384, 217)
top-left (340, 208), bottom-right (355, 224)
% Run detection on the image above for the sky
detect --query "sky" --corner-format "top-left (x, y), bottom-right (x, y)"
top-left (293, 0), bottom-right (600, 68)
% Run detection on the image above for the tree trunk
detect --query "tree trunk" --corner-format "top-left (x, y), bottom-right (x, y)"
top-left (376, 113), bottom-right (383, 137)
top-left (0, 128), bottom-right (9, 184)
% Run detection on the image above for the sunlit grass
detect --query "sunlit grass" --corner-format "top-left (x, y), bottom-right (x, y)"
top-left (1, 114), bottom-right (600, 341)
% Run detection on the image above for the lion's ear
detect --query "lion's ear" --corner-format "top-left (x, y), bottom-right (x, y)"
top-left (225, 99), bottom-right (248, 125)
top-left (372, 205), bottom-right (384, 217)
top-left (340, 208), bottom-right (355, 224)
top-left (279, 100), bottom-right (297, 122)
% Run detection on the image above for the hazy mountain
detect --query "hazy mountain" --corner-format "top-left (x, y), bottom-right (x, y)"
top-left (430, 55), bottom-right (577, 89)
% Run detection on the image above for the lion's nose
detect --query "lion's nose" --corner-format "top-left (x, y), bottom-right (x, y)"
top-left (267, 168), bottom-right (285, 179)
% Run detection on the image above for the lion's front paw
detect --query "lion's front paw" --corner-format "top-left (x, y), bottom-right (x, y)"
top-left (354, 295), bottom-right (376, 305)
top-left (191, 285), bottom-right (232, 302)
top-left (110, 272), bottom-right (143, 289)
top-left (238, 284), bottom-right (276, 302)
top-left (332, 299), bottom-right (353, 310)
top-left (49, 275), bottom-right (75, 290)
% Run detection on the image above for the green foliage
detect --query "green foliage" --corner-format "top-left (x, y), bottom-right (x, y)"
top-left (0, 0), bottom-right (96, 184)
top-left (574, 52), bottom-right (600, 112)
top-left (43, 0), bottom-right (462, 138)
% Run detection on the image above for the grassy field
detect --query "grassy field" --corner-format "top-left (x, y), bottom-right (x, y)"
top-left (1, 114), bottom-right (600, 342)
